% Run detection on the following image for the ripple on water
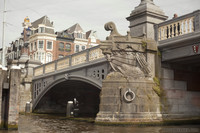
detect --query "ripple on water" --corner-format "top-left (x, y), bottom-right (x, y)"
top-left (0, 115), bottom-right (199, 133)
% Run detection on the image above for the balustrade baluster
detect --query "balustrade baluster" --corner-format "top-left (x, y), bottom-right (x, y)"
top-left (180, 21), bottom-right (183, 35)
top-left (175, 23), bottom-right (178, 36)
top-left (183, 20), bottom-right (186, 34)
top-left (169, 25), bottom-right (172, 38)
top-left (165, 26), bottom-right (168, 39)
top-left (171, 24), bottom-right (174, 37)
top-left (191, 17), bottom-right (194, 32)
top-left (187, 18), bottom-right (190, 33)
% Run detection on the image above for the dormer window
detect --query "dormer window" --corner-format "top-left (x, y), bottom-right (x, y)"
top-left (77, 33), bottom-right (82, 38)
top-left (39, 27), bottom-right (45, 33)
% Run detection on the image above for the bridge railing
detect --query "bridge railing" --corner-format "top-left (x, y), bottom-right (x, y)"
top-left (33, 45), bottom-right (104, 77)
top-left (155, 10), bottom-right (200, 42)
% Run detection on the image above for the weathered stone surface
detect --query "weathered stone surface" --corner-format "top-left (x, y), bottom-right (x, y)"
top-left (7, 68), bottom-right (21, 129)
top-left (161, 68), bottom-right (174, 80)
top-left (96, 72), bottom-right (162, 122)
top-left (127, 0), bottom-right (168, 39)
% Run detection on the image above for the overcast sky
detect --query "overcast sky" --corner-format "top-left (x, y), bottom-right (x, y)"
top-left (0, 0), bottom-right (200, 47)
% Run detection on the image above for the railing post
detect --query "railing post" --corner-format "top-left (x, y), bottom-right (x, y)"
top-left (194, 10), bottom-right (200, 32)
top-left (33, 68), bottom-right (35, 77)
top-left (55, 60), bottom-right (57, 72)
top-left (154, 24), bottom-right (159, 41)
top-left (43, 65), bottom-right (45, 75)
top-left (86, 49), bottom-right (90, 62)
top-left (69, 55), bottom-right (72, 66)
top-left (180, 21), bottom-right (183, 35)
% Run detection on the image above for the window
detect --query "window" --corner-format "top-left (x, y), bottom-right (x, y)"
top-left (38, 40), bottom-right (44, 49)
top-left (30, 43), bottom-right (32, 52)
top-left (38, 52), bottom-right (41, 60)
top-left (65, 44), bottom-right (71, 52)
top-left (77, 33), bottom-right (82, 38)
top-left (46, 53), bottom-right (52, 63)
top-left (47, 41), bottom-right (53, 50)
top-left (82, 46), bottom-right (86, 51)
top-left (75, 45), bottom-right (79, 52)
top-left (59, 42), bottom-right (64, 51)
top-left (58, 54), bottom-right (64, 59)
top-left (39, 27), bottom-right (45, 33)
top-left (34, 42), bottom-right (37, 50)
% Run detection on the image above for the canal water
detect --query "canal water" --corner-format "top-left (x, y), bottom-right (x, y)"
top-left (0, 114), bottom-right (199, 133)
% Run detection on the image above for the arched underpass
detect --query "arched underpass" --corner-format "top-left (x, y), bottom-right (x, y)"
top-left (34, 80), bottom-right (101, 117)
top-left (167, 54), bottom-right (200, 91)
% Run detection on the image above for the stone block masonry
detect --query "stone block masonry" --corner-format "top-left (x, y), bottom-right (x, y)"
top-left (160, 68), bottom-right (200, 118)
top-left (7, 66), bottom-right (21, 129)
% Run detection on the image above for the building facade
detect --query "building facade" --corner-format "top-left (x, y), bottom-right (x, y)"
top-left (4, 17), bottom-right (100, 65)
top-left (28, 16), bottom-right (57, 64)
top-left (55, 30), bottom-right (74, 59)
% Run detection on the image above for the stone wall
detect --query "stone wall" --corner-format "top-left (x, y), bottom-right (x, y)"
top-left (160, 67), bottom-right (200, 118)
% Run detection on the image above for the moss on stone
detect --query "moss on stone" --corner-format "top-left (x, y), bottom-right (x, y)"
top-left (7, 124), bottom-right (18, 130)
top-left (157, 49), bottom-right (162, 57)
top-left (152, 85), bottom-right (161, 97)
top-left (153, 77), bottom-right (160, 86)
top-left (141, 41), bottom-right (147, 49)
top-left (0, 122), bottom-right (5, 129)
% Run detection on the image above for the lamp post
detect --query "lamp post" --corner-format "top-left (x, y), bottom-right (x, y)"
top-left (1, 0), bottom-right (6, 67)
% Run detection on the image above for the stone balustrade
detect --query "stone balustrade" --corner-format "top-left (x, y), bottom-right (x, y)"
top-left (155, 10), bottom-right (200, 41)
top-left (33, 45), bottom-right (104, 77)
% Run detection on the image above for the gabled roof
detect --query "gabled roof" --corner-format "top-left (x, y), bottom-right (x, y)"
top-left (66, 23), bottom-right (84, 33)
top-left (86, 30), bottom-right (92, 39)
top-left (31, 15), bottom-right (53, 28)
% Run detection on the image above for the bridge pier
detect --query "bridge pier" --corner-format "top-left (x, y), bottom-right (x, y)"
top-left (0, 64), bottom-right (21, 129)
top-left (96, 72), bottom-right (162, 122)
top-left (7, 65), bottom-right (21, 129)
top-left (18, 59), bottom-right (41, 113)
top-left (0, 66), bottom-right (8, 128)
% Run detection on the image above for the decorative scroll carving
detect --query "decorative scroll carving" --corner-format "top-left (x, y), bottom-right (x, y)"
top-left (104, 22), bottom-right (121, 40)
top-left (101, 22), bottom-right (152, 79)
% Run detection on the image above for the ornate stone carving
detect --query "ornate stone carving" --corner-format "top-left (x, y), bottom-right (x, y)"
top-left (64, 73), bottom-right (70, 80)
top-left (100, 22), bottom-right (152, 80)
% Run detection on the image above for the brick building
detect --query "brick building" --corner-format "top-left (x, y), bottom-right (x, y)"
top-left (28, 16), bottom-right (57, 64)
top-left (5, 16), bottom-right (100, 65)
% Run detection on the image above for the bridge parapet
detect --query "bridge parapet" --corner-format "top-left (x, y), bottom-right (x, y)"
top-left (33, 45), bottom-right (104, 77)
top-left (155, 10), bottom-right (200, 42)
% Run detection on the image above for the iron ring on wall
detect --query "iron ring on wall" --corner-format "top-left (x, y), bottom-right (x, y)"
top-left (124, 89), bottom-right (135, 103)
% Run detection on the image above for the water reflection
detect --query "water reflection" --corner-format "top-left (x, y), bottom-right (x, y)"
top-left (0, 115), bottom-right (199, 133)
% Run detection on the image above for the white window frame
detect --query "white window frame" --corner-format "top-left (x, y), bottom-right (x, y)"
top-left (46, 52), bottom-right (53, 63)
top-left (38, 40), bottom-right (44, 50)
top-left (46, 41), bottom-right (53, 51)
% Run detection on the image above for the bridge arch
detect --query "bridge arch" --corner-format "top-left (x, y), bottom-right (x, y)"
top-left (33, 75), bottom-right (102, 117)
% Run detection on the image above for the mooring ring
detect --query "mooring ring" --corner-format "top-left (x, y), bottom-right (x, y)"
top-left (124, 89), bottom-right (135, 103)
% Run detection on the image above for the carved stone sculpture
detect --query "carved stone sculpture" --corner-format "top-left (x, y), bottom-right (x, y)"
top-left (96, 22), bottom-right (161, 122)
top-left (101, 22), bottom-right (152, 80)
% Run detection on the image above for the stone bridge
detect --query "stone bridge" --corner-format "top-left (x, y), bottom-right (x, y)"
top-left (31, 9), bottom-right (200, 118)
top-left (32, 46), bottom-right (110, 115)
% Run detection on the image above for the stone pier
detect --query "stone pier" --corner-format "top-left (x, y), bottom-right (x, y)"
top-left (96, 21), bottom-right (160, 122)
top-left (0, 66), bottom-right (8, 128)
top-left (7, 66), bottom-right (21, 129)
